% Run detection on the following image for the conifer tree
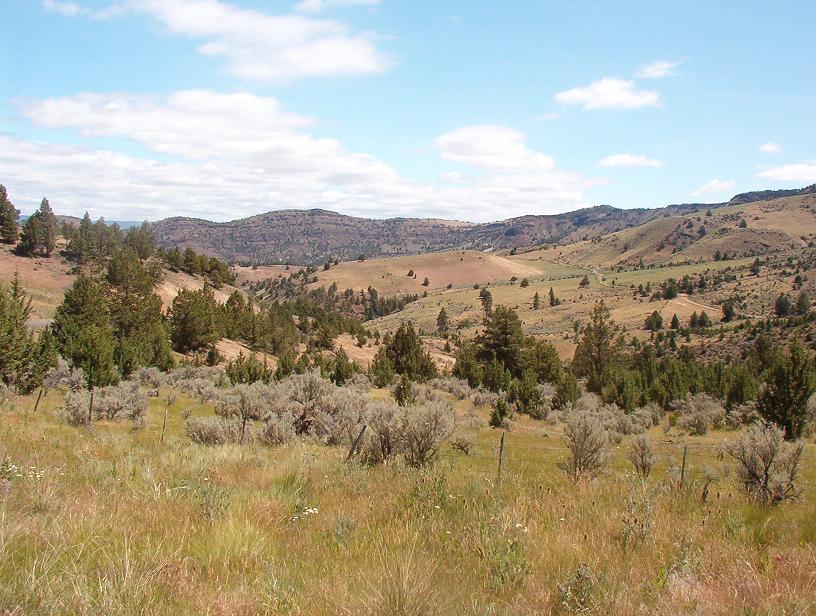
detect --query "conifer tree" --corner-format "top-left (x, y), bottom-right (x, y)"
top-left (532, 291), bottom-right (540, 310)
top-left (756, 341), bottom-right (815, 440)
top-left (436, 307), bottom-right (449, 335)
top-left (573, 301), bottom-right (623, 393)
top-left (549, 286), bottom-right (559, 306)
top-left (0, 185), bottom-right (19, 244)
top-left (52, 274), bottom-right (119, 388)
top-left (169, 286), bottom-right (222, 353)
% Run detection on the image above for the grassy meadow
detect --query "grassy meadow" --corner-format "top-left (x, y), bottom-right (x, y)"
top-left (2, 387), bottom-right (815, 615)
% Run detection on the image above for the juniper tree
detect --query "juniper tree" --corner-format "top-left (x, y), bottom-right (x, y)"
top-left (532, 291), bottom-right (541, 310)
top-left (756, 341), bottom-right (815, 440)
top-left (0, 185), bottom-right (19, 244)
top-left (479, 288), bottom-right (493, 313)
top-left (549, 286), bottom-right (559, 307)
top-left (436, 307), bottom-right (449, 335)
top-left (573, 301), bottom-right (624, 394)
top-left (169, 286), bottom-right (222, 353)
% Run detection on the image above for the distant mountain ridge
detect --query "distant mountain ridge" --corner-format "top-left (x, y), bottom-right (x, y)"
top-left (151, 186), bottom-right (814, 264)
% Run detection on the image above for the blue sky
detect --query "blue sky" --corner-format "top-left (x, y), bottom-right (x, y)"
top-left (1, 0), bottom-right (815, 222)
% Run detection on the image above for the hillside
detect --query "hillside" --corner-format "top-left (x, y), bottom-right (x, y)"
top-left (152, 202), bottom-right (720, 265)
top-left (516, 192), bottom-right (816, 270)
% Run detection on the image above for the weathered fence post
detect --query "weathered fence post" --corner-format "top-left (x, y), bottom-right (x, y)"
top-left (346, 425), bottom-right (367, 462)
top-left (680, 445), bottom-right (688, 487)
top-left (497, 431), bottom-right (506, 486)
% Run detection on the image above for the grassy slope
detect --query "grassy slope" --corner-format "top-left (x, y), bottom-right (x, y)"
top-left (1, 390), bottom-right (814, 614)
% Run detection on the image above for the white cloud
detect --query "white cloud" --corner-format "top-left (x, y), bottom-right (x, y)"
top-left (635, 60), bottom-right (682, 79)
top-left (44, 0), bottom-right (389, 83)
top-left (692, 178), bottom-right (735, 196)
top-left (535, 112), bottom-right (560, 122)
top-left (4, 93), bottom-right (595, 222)
top-left (597, 153), bottom-right (664, 168)
top-left (435, 125), bottom-right (555, 171)
top-left (295, 0), bottom-right (380, 13)
top-left (42, 0), bottom-right (83, 17)
top-left (553, 78), bottom-right (660, 110)
top-left (758, 142), bottom-right (783, 154)
top-left (757, 163), bottom-right (816, 183)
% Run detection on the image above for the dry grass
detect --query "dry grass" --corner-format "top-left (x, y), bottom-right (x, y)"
top-left (1, 387), bottom-right (814, 614)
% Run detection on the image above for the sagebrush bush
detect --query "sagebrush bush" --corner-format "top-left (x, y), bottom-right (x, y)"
top-left (400, 401), bottom-right (455, 468)
top-left (430, 377), bottom-right (472, 400)
top-left (62, 390), bottom-right (90, 426)
top-left (627, 434), bottom-right (655, 478)
top-left (0, 383), bottom-right (18, 412)
top-left (131, 366), bottom-right (164, 390)
top-left (559, 412), bottom-right (609, 480)
top-left (186, 416), bottom-right (242, 445)
top-left (94, 381), bottom-right (148, 422)
top-left (359, 401), bottom-right (402, 465)
top-left (725, 422), bottom-right (804, 504)
top-left (259, 412), bottom-right (296, 446)
top-left (472, 388), bottom-right (499, 408)
top-left (674, 394), bottom-right (726, 436)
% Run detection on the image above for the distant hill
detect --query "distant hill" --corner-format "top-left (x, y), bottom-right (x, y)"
top-left (152, 202), bottom-right (714, 264)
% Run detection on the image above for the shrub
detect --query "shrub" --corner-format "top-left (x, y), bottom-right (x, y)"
top-left (400, 401), bottom-right (455, 467)
top-left (724, 422), bottom-right (804, 504)
top-left (259, 413), bottom-right (296, 446)
top-left (0, 382), bottom-right (17, 413)
top-left (627, 434), bottom-right (655, 478)
top-left (94, 381), bottom-right (148, 422)
top-left (472, 388), bottom-right (499, 408)
top-left (186, 416), bottom-right (242, 445)
top-left (62, 390), bottom-right (91, 426)
top-left (559, 412), bottom-right (609, 480)
top-left (131, 366), bottom-right (164, 390)
top-left (359, 402), bottom-right (402, 465)
top-left (429, 377), bottom-right (472, 400)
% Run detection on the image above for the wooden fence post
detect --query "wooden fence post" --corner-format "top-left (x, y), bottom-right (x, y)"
top-left (161, 407), bottom-right (169, 444)
top-left (680, 445), bottom-right (688, 487)
top-left (346, 425), bottom-right (367, 462)
top-left (497, 431), bottom-right (506, 486)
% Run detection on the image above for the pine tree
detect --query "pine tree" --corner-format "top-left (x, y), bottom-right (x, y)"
top-left (0, 275), bottom-right (57, 392)
top-left (756, 341), bottom-right (815, 440)
top-left (37, 198), bottom-right (58, 255)
top-left (552, 369), bottom-right (580, 410)
top-left (393, 373), bottom-right (415, 406)
top-left (385, 321), bottom-right (436, 381)
top-left (436, 307), bottom-right (449, 334)
top-left (479, 288), bottom-right (493, 313)
top-left (549, 286), bottom-right (559, 307)
top-left (52, 274), bottom-right (119, 388)
top-left (368, 345), bottom-right (396, 387)
top-left (169, 286), bottom-right (222, 353)
top-left (795, 291), bottom-right (810, 315)
top-left (532, 292), bottom-right (540, 310)
top-left (477, 305), bottom-right (525, 376)
top-left (332, 347), bottom-right (355, 386)
top-left (0, 185), bottom-right (19, 244)
top-left (670, 313), bottom-right (680, 330)
top-left (18, 215), bottom-right (44, 256)
top-left (573, 301), bottom-right (623, 393)
top-left (489, 397), bottom-right (510, 428)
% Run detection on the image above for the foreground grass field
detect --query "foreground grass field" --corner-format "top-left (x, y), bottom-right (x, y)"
top-left (1, 389), bottom-right (815, 615)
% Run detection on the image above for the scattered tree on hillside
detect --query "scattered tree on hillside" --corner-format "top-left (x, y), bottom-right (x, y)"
top-left (670, 313), bottom-right (680, 330)
top-left (572, 301), bottom-right (623, 393)
top-left (52, 274), bottom-right (119, 389)
top-left (169, 286), bottom-right (222, 353)
top-left (18, 198), bottom-right (58, 256)
top-left (644, 311), bottom-right (663, 332)
top-left (385, 322), bottom-right (437, 382)
top-left (721, 300), bottom-right (735, 323)
top-left (532, 292), bottom-right (540, 310)
top-left (436, 307), bottom-right (449, 335)
top-left (795, 291), bottom-right (810, 315)
top-left (756, 341), bottom-right (815, 440)
top-left (479, 288), bottom-right (493, 313)
top-left (0, 275), bottom-right (57, 392)
top-left (774, 293), bottom-right (791, 317)
top-left (579, 275), bottom-right (590, 288)
top-left (549, 286), bottom-right (560, 306)
top-left (0, 185), bottom-right (19, 244)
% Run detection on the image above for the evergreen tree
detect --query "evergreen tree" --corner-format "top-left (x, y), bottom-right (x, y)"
top-left (670, 313), bottom-right (680, 330)
top-left (0, 185), bottom-right (19, 244)
top-left (756, 341), bottom-right (815, 440)
top-left (332, 347), bottom-right (355, 386)
top-left (479, 288), bottom-right (493, 313)
top-left (476, 305), bottom-right (526, 376)
top-left (552, 370), bottom-right (580, 410)
top-left (124, 222), bottom-right (156, 261)
top-left (385, 321), bottom-right (437, 382)
top-left (393, 373), bottom-right (415, 406)
top-left (774, 293), bottom-right (791, 317)
top-left (549, 286), bottom-right (559, 307)
top-left (489, 397), bottom-right (511, 428)
top-left (795, 291), bottom-right (810, 315)
top-left (436, 307), bottom-right (449, 335)
top-left (0, 275), bottom-right (57, 392)
top-left (579, 275), bottom-right (590, 288)
top-left (519, 338), bottom-right (561, 384)
top-left (721, 300), bottom-right (735, 322)
top-left (572, 301), bottom-right (623, 393)
top-left (644, 311), bottom-right (663, 331)
top-left (106, 247), bottom-right (173, 375)
top-left (452, 342), bottom-right (483, 388)
top-left (368, 345), bottom-right (396, 387)
top-left (37, 198), bottom-right (58, 255)
top-left (52, 274), bottom-right (119, 388)
top-left (532, 291), bottom-right (540, 310)
top-left (18, 215), bottom-right (44, 256)
top-left (169, 286), bottom-right (222, 353)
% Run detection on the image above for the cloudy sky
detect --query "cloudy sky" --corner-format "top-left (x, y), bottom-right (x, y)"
top-left (1, 1), bottom-right (815, 222)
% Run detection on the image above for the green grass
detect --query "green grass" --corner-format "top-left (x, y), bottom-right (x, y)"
top-left (1, 390), bottom-right (815, 614)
